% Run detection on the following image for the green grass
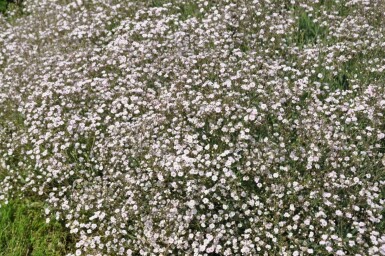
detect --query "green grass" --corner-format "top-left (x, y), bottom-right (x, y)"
top-left (0, 0), bottom-right (7, 13)
top-left (0, 200), bottom-right (73, 256)
top-left (296, 12), bottom-right (327, 46)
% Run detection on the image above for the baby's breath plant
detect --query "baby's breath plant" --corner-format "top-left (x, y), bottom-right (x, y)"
top-left (1, 0), bottom-right (385, 255)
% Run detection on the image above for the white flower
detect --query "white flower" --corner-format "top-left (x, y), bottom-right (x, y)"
top-left (186, 200), bottom-right (196, 209)
top-left (223, 79), bottom-right (232, 88)
top-left (335, 210), bottom-right (343, 216)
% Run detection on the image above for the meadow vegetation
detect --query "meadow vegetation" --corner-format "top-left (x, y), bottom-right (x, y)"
top-left (0, 0), bottom-right (385, 255)
top-left (0, 200), bottom-right (73, 256)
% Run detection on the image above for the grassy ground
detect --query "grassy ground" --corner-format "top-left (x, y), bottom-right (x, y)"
top-left (0, 200), bottom-right (72, 256)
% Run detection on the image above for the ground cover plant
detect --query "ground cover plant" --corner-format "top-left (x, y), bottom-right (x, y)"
top-left (0, 199), bottom-right (73, 255)
top-left (0, 0), bottom-right (385, 255)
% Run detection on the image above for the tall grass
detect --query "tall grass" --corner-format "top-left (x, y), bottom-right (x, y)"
top-left (0, 200), bottom-right (73, 255)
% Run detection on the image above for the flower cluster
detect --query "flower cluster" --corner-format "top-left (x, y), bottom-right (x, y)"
top-left (1, 0), bottom-right (385, 255)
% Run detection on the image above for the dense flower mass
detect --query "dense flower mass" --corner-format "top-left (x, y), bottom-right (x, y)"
top-left (1, 0), bottom-right (385, 255)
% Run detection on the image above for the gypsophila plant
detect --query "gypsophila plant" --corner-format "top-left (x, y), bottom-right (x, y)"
top-left (1, 0), bottom-right (385, 255)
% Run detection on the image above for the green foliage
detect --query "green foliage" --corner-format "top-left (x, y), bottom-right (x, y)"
top-left (177, 2), bottom-right (201, 20)
top-left (0, 0), bottom-right (7, 13)
top-left (333, 72), bottom-right (349, 90)
top-left (149, 0), bottom-right (202, 20)
top-left (297, 12), bottom-right (327, 46)
top-left (0, 0), bottom-right (26, 24)
top-left (0, 200), bottom-right (73, 256)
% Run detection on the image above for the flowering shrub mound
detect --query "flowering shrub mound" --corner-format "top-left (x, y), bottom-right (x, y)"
top-left (1, 0), bottom-right (385, 255)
